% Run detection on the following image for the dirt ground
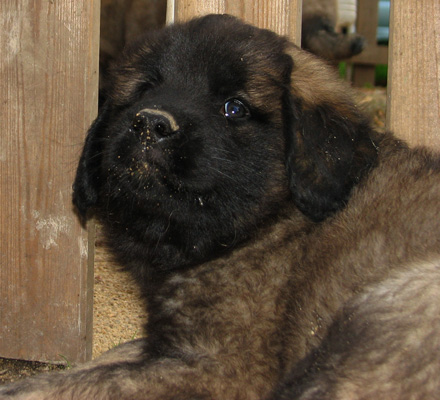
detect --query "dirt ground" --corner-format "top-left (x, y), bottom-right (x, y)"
top-left (92, 242), bottom-right (147, 358)
top-left (0, 87), bottom-right (387, 385)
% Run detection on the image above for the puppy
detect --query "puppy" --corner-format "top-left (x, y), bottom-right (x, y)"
top-left (1, 14), bottom-right (439, 400)
top-left (302, 0), bottom-right (365, 61)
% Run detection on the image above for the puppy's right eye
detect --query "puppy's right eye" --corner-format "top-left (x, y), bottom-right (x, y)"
top-left (221, 99), bottom-right (249, 119)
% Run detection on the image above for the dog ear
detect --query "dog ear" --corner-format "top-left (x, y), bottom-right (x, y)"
top-left (72, 103), bottom-right (110, 221)
top-left (285, 46), bottom-right (378, 222)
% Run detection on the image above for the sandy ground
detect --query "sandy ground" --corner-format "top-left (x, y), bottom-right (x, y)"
top-left (92, 236), bottom-right (147, 359)
top-left (0, 87), bottom-right (387, 385)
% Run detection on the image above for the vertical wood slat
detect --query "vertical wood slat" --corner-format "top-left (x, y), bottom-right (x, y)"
top-left (351, 0), bottom-right (380, 86)
top-left (167, 0), bottom-right (302, 45)
top-left (386, 0), bottom-right (440, 148)
top-left (0, 0), bottom-right (99, 363)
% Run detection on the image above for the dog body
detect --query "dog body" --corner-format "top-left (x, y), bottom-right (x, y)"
top-left (1, 15), bottom-right (439, 400)
top-left (273, 260), bottom-right (440, 400)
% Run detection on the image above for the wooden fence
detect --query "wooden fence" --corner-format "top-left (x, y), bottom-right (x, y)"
top-left (0, 0), bottom-right (438, 363)
top-left (351, 0), bottom-right (388, 86)
top-left (0, 0), bottom-right (99, 363)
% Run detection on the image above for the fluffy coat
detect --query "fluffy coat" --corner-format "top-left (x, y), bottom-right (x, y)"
top-left (1, 15), bottom-right (439, 400)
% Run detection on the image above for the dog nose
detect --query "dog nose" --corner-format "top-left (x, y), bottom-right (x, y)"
top-left (132, 108), bottom-right (180, 139)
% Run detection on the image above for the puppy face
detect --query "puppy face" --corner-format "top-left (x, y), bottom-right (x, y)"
top-left (104, 14), bottom-right (292, 209)
top-left (73, 14), bottom-right (377, 272)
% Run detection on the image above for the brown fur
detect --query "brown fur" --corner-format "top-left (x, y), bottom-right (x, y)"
top-left (100, 0), bottom-right (166, 98)
top-left (0, 15), bottom-right (439, 400)
top-left (273, 260), bottom-right (440, 400)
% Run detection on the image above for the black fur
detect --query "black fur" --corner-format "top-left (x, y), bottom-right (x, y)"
top-left (286, 101), bottom-right (377, 221)
top-left (73, 15), bottom-right (376, 271)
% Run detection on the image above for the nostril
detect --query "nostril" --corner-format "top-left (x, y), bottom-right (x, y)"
top-left (154, 122), bottom-right (168, 136)
top-left (134, 108), bottom-right (180, 140)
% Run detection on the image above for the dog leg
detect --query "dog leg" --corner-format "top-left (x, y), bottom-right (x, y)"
top-left (0, 338), bottom-right (268, 400)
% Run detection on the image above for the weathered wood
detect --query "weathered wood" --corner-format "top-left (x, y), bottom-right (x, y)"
top-left (356, 0), bottom-right (379, 50)
top-left (168, 0), bottom-right (302, 44)
top-left (0, 0), bottom-right (99, 363)
top-left (386, 0), bottom-right (440, 148)
top-left (352, 64), bottom-right (376, 87)
top-left (350, 44), bottom-right (388, 66)
top-left (351, 0), bottom-right (386, 87)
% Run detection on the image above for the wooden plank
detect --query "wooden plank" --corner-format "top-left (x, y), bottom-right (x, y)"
top-left (350, 44), bottom-right (388, 66)
top-left (352, 0), bottom-right (381, 86)
top-left (352, 64), bottom-right (376, 87)
top-left (356, 0), bottom-right (378, 44)
top-left (386, 0), bottom-right (440, 148)
top-left (168, 0), bottom-right (302, 44)
top-left (0, 0), bottom-right (99, 363)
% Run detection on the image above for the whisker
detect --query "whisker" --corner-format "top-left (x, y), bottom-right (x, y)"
top-left (210, 156), bottom-right (257, 174)
top-left (206, 166), bottom-right (240, 183)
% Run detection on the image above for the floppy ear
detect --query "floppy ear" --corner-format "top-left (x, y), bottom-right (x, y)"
top-left (72, 103), bottom-right (110, 220)
top-left (285, 46), bottom-right (378, 222)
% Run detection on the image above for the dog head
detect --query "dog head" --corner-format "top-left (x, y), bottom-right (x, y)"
top-left (73, 14), bottom-right (377, 270)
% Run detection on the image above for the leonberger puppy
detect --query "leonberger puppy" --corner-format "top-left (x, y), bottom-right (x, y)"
top-left (302, 0), bottom-right (365, 61)
top-left (1, 14), bottom-right (439, 400)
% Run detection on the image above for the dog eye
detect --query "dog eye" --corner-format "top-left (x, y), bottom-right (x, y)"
top-left (222, 99), bottom-right (249, 119)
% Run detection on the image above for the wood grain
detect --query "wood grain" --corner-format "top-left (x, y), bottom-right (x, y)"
top-left (0, 0), bottom-right (99, 363)
top-left (168, 0), bottom-right (302, 45)
top-left (351, 0), bottom-right (384, 86)
top-left (386, 0), bottom-right (440, 148)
